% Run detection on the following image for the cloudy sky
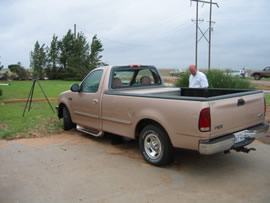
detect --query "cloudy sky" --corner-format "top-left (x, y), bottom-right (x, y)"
top-left (0, 0), bottom-right (269, 70)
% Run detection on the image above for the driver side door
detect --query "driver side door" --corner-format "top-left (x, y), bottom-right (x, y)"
top-left (71, 70), bottom-right (103, 131)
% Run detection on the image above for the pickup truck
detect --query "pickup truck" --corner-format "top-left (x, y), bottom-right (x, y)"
top-left (57, 65), bottom-right (269, 166)
top-left (250, 66), bottom-right (270, 80)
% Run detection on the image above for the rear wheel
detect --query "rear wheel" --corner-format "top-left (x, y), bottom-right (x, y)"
top-left (254, 74), bottom-right (261, 80)
top-left (139, 125), bottom-right (173, 166)
top-left (63, 107), bottom-right (75, 130)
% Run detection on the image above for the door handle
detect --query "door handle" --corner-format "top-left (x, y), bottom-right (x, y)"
top-left (92, 99), bottom-right (98, 104)
top-left (237, 99), bottom-right (245, 106)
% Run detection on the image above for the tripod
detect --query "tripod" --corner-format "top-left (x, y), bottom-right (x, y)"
top-left (22, 78), bottom-right (55, 117)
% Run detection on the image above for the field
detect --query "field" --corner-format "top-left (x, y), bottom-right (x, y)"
top-left (0, 80), bottom-right (78, 139)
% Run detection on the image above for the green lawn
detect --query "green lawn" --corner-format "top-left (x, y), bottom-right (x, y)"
top-left (265, 94), bottom-right (270, 105)
top-left (0, 80), bottom-right (78, 100)
top-left (0, 80), bottom-right (79, 139)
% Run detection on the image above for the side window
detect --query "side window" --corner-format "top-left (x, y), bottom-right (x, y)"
top-left (81, 70), bottom-right (103, 93)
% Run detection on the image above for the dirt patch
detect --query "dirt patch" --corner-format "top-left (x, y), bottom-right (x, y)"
top-left (249, 80), bottom-right (270, 90)
top-left (106, 143), bottom-right (143, 161)
top-left (0, 140), bottom-right (8, 147)
top-left (163, 76), bottom-right (178, 84)
top-left (0, 123), bottom-right (8, 130)
top-left (254, 84), bottom-right (270, 90)
top-left (3, 130), bottom-right (95, 147)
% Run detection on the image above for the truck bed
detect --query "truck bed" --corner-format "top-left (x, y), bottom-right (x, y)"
top-left (107, 87), bottom-right (262, 101)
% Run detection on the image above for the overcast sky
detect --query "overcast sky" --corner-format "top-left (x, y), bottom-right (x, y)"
top-left (0, 0), bottom-right (269, 70)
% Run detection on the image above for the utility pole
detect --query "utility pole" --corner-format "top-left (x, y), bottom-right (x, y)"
top-left (190, 0), bottom-right (219, 71)
top-left (208, 0), bottom-right (213, 72)
top-left (195, 0), bottom-right (198, 68)
top-left (74, 24), bottom-right (77, 39)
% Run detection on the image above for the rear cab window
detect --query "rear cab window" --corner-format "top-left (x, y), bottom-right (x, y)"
top-left (110, 66), bottom-right (162, 89)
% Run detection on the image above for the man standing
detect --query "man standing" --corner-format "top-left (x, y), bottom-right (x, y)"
top-left (189, 64), bottom-right (209, 88)
top-left (240, 67), bottom-right (246, 79)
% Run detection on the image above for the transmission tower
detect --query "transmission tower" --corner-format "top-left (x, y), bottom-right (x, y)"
top-left (190, 0), bottom-right (219, 71)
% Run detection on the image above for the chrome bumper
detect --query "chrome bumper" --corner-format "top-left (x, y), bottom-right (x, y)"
top-left (199, 123), bottom-right (269, 155)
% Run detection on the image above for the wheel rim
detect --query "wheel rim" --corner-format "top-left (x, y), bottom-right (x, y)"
top-left (144, 133), bottom-right (162, 160)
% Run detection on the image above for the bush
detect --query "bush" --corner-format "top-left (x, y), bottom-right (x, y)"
top-left (175, 69), bottom-right (254, 89)
top-left (175, 71), bottom-right (190, 87)
top-left (0, 89), bottom-right (2, 96)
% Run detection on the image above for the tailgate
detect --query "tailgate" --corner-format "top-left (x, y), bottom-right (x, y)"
top-left (209, 92), bottom-right (265, 138)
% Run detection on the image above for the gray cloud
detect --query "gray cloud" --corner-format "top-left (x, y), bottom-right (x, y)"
top-left (0, 0), bottom-right (269, 70)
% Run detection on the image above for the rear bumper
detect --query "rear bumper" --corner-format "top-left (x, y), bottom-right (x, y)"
top-left (199, 123), bottom-right (269, 155)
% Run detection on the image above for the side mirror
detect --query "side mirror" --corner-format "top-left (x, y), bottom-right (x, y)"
top-left (70, 84), bottom-right (80, 92)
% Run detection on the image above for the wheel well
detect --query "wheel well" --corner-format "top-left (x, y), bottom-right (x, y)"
top-left (135, 119), bottom-right (168, 140)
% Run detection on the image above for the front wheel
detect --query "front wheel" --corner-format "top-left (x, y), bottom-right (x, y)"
top-left (63, 107), bottom-right (75, 130)
top-left (139, 125), bottom-right (173, 166)
top-left (254, 74), bottom-right (261, 80)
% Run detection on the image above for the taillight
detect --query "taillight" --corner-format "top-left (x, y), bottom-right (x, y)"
top-left (199, 107), bottom-right (211, 132)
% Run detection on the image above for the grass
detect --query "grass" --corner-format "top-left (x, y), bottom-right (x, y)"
top-left (0, 80), bottom-right (78, 100)
top-left (0, 80), bottom-right (79, 139)
top-left (265, 94), bottom-right (270, 105)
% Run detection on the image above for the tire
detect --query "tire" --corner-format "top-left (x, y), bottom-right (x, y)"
top-left (63, 107), bottom-right (75, 130)
top-left (254, 74), bottom-right (261, 80)
top-left (139, 125), bottom-right (173, 166)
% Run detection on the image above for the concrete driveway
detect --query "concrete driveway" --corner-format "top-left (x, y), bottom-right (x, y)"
top-left (0, 131), bottom-right (270, 203)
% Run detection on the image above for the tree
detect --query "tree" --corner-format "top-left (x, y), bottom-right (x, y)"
top-left (30, 30), bottom-right (107, 80)
top-left (68, 34), bottom-right (107, 79)
top-left (88, 34), bottom-right (107, 70)
top-left (8, 62), bottom-right (28, 80)
top-left (59, 30), bottom-right (74, 70)
top-left (69, 32), bottom-right (91, 78)
top-left (45, 35), bottom-right (61, 79)
top-left (30, 41), bottom-right (46, 79)
top-left (0, 56), bottom-right (3, 71)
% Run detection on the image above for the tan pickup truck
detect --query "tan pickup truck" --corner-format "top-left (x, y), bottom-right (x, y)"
top-left (57, 65), bottom-right (269, 166)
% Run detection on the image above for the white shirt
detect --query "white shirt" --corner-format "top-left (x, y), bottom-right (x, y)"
top-left (189, 71), bottom-right (209, 88)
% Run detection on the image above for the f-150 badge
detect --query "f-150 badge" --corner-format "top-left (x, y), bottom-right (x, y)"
top-left (215, 124), bottom-right (223, 130)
